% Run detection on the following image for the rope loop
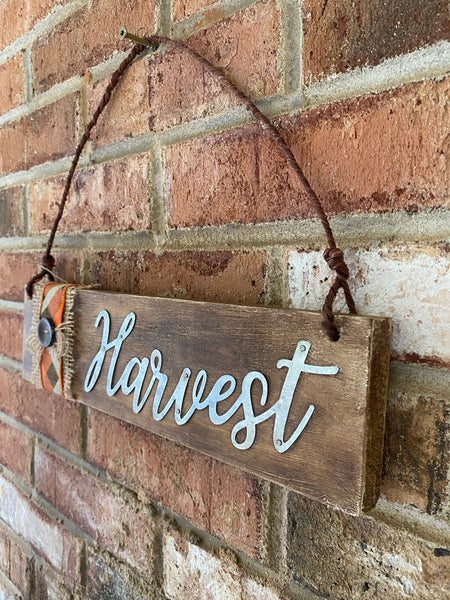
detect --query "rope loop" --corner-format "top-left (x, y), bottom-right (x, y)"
top-left (25, 35), bottom-right (357, 341)
top-left (42, 254), bottom-right (56, 273)
top-left (323, 248), bottom-right (349, 280)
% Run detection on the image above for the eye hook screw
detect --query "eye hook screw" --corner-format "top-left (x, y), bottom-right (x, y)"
top-left (118, 27), bottom-right (158, 50)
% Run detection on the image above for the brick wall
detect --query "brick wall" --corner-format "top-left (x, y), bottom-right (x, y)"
top-left (0, 0), bottom-right (449, 598)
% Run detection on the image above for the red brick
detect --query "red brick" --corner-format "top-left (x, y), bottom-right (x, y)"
top-left (0, 252), bottom-right (41, 301)
top-left (0, 367), bottom-right (81, 454)
top-left (90, 250), bottom-right (266, 305)
top-left (33, 0), bottom-right (156, 94)
top-left (35, 446), bottom-right (157, 578)
top-left (0, 420), bottom-right (32, 482)
top-left (0, 188), bottom-right (24, 237)
top-left (87, 410), bottom-right (263, 556)
top-left (381, 389), bottom-right (448, 515)
top-left (0, 251), bottom-right (82, 302)
top-left (303, 0), bottom-right (450, 84)
top-left (29, 156), bottom-right (150, 234)
top-left (88, 1), bottom-right (279, 139)
top-left (0, 55), bottom-right (24, 114)
top-left (147, 45), bottom-right (237, 133)
top-left (87, 409), bottom-right (212, 531)
top-left (0, 473), bottom-right (83, 589)
top-left (0, 0), bottom-right (71, 51)
top-left (167, 78), bottom-right (449, 227)
top-left (0, 0), bottom-right (27, 50)
top-left (89, 59), bottom-right (151, 147)
top-left (210, 461), bottom-right (262, 557)
top-left (172, 0), bottom-right (218, 23)
top-left (0, 311), bottom-right (23, 361)
top-left (34, 568), bottom-right (73, 600)
top-left (0, 94), bottom-right (78, 176)
top-left (186, 0), bottom-right (280, 100)
top-left (166, 126), bottom-right (294, 227)
top-left (0, 529), bottom-right (32, 598)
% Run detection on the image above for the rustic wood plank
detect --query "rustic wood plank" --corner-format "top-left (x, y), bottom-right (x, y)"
top-left (23, 288), bottom-right (391, 515)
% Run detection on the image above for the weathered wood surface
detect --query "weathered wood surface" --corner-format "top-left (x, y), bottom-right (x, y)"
top-left (23, 289), bottom-right (391, 515)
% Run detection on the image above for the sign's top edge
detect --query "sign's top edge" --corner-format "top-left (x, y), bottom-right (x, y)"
top-left (73, 287), bottom-right (391, 325)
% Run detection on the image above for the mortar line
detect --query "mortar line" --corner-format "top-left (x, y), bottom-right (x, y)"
top-left (0, 465), bottom-right (95, 545)
top-left (22, 183), bottom-right (30, 238)
top-left (0, 28), bottom-right (448, 137)
top-left (172, 0), bottom-right (261, 39)
top-left (0, 299), bottom-right (24, 314)
top-left (265, 246), bottom-right (290, 308)
top-left (0, 568), bottom-right (22, 598)
top-left (0, 42), bottom-right (448, 188)
top-left (22, 47), bottom-right (33, 104)
top-left (148, 144), bottom-right (169, 247)
top-left (298, 39), bottom-right (450, 111)
top-left (278, 0), bottom-right (303, 95)
top-left (0, 355), bottom-right (22, 373)
top-left (0, 209), bottom-right (448, 253)
top-left (0, 0), bottom-right (89, 67)
top-left (156, 0), bottom-right (173, 37)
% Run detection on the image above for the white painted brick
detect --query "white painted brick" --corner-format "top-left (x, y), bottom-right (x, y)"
top-left (0, 474), bottom-right (63, 570)
top-left (164, 532), bottom-right (241, 600)
top-left (288, 246), bottom-right (450, 362)
top-left (242, 577), bottom-right (283, 599)
top-left (0, 474), bottom-right (80, 586)
top-left (164, 532), bottom-right (285, 600)
top-left (0, 574), bottom-right (20, 600)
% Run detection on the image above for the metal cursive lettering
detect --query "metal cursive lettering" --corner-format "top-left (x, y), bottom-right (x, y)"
top-left (84, 311), bottom-right (339, 453)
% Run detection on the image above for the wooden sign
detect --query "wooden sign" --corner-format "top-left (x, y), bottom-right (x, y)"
top-left (23, 288), bottom-right (391, 515)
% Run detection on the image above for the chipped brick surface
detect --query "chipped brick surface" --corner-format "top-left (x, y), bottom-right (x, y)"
top-left (303, 0), bottom-right (450, 83)
top-left (35, 446), bottom-right (157, 579)
top-left (87, 552), bottom-right (155, 600)
top-left (0, 94), bottom-right (78, 176)
top-left (0, 55), bottom-right (24, 114)
top-left (0, 420), bottom-right (32, 482)
top-left (32, 0), bottom-right (156, 93)
top-left (287, 494), bottom-right (450, 599)
top-left (0, 188), bottom-right (24, 237)
top-left (288, 246), bottom-right (450, 365)
top-left (89, 250), bottom-right (266, 305)
top-left (29, 156), bottom-right (150, 234)
top-left (167, 78), bottom-right (449, 227)
top-left (0, 473), bottom-right (83, 588)
top-left (0, 367), bottom-right (81, 454)
top-left (172, 0), bottom-right (218, 23)
top-left (185, 0), bottom-right (280, 99)
top-left (382, 388), bottom-right (449, 515)
top-left (0, 311), bottom-right (23, 361)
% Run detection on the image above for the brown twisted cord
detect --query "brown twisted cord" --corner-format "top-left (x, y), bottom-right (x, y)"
top-left (26, 35), bottom-right (356, 340)
top-left (149, 36), bottom-right (356, 339)
top-left (26, 42), bottom-right (146, 298)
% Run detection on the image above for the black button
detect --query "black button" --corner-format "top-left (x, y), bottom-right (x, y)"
top-left (38, 318), bottom-right (54, 348)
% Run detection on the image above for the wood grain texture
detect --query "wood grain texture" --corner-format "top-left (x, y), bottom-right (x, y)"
top-left (23, 289), bottom-right (391, 515)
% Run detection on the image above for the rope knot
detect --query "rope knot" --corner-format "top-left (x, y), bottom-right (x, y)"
top-left (41, 254), bottom-right (56, 273)
top-left (323, 248), bottom-right (349, 280)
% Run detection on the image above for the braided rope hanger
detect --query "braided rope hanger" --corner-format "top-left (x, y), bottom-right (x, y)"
top-left (26, 34), bottom-right (356, 340)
